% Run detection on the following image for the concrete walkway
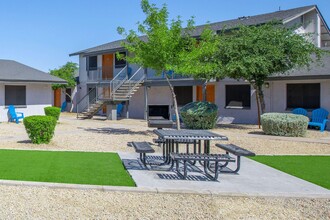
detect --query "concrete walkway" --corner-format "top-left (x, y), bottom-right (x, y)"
top-left (119, 152), bottom-right (330, 198)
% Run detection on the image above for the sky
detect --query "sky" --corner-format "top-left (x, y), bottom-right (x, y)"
top-left (0, 0), bottom-right (329, 72)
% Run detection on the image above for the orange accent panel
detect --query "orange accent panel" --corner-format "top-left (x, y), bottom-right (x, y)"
top-left (196, 85), bottom-right (215, 103)
top-left (54, 88), bottom-right (61, 107)
top-left (102, 54), bottom-right (114, 80)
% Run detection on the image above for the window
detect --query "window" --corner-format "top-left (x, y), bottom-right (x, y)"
top-left (115, 52), bottom-right (126, 68)
top-left (174, 86), bottom-right (193, 106)
top-left (65, 88), bottom-right (72, 102)
top-left (5, 85), bottom-right (26, 106)
top-left (225, 85), bottom-right (251, 108)
top-left (86, 56), bottom-right (97, 70)
top-left (287, 83), bottom-right (320, 109)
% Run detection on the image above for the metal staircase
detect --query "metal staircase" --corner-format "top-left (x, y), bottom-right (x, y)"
top-left (76, 66), bottom-right (145, 119)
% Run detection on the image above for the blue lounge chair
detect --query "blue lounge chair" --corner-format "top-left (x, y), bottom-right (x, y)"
top-left (61, 101), bottom-right (67, 112)
top-left (8, 105), bottom-right (24, 124)
top-left (292, 108), bottom-right (308, 116)
top-left (308, 108), bottom-right (329, 132)
top-left (117, 103), bottom-right (123, 117)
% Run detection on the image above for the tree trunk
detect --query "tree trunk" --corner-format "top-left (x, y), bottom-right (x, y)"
top-left (255, 89), bottom-right (261, 129)
top-left (63, 91), bottom-right (74, 113)
top-left (253, 83), bottom-right (267, 129)
top-left (70, 97), bottom-right (74, 113)
top-left (257, 86), bottom-right (266, 114)
top-left (165, 73), bottom-right (181, 130)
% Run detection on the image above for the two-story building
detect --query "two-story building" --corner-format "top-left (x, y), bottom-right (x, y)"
top-left (70, 5), bottom-right (330, 128)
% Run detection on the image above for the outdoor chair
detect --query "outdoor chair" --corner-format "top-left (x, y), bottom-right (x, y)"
top-left (61, 101), bottom-right (67, 112)
top-left (292, 108), bottom-right (308, 117)
top-left (308, 108), bottom-right (329, 132)
top-left (117, 103), bottom-right (123, 117)
top-left (8, 105), bottom-right (24, 124)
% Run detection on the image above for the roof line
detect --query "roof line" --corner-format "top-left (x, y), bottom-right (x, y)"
top-left (283, 6), bottom-right (316, 24)
top-left (0, 79), bottom-right (67, 84)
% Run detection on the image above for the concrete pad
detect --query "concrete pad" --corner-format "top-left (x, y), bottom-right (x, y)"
top-left (119, 152), bottom-right (330, 198)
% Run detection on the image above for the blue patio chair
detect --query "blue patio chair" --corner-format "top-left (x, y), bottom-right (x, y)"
top-left (292, 108), bottom-right (308, 116)
top-left (61, 101), bottom-right (67, 112)
top-left (127, 67), bottom-right (132, 79)
top-left (117, 103), bottom-right (123, 117)
top-left (308, 108), bottom-right (329, 132)
top-left (172, 113), bottom-right (183, 123)
top-left (8, 105), bottom-right (24, 124)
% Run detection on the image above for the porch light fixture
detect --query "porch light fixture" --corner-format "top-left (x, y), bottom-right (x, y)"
top-left (264, 82), bottom-right (270, 88)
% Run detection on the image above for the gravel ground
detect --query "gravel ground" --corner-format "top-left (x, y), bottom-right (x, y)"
top-left (0, 185), bottom-right (329, 219)
top-left (0, 113), bottom-right (329, 219)
top-left (0, 113), bottom-right (328, 155)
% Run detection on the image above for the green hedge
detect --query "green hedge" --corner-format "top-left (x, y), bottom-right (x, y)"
top-left (180, 101), bottom-right (218, 129)
top-left (44, 107), bottom-right (61, 120)
top-left (261, 113), bottom-right (309, 137)
top-left (23, 116), bottom-right (57, 144)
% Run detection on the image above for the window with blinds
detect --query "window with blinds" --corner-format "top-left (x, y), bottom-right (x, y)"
top-left (5, 85), bottom-right (26, 106)
top-left (225, 85), bottom-right (251, 108)
top-left (287, 83), bottom-right (320, 109)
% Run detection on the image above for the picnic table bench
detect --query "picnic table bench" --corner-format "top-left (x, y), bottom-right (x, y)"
top-left (170, 153), bottom-right (235, 180)
top-left (148, 119), bottom-right (173, 129)
top-left (132, 142), bottom-right (155, 167)
top-left (215, 143), bottom-right (255, 173)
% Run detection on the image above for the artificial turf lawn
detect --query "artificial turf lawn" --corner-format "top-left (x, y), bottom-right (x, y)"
top-left (250, 155), bottom-right (330, 189)
top-left (0, 149), bottom-right (135, 187)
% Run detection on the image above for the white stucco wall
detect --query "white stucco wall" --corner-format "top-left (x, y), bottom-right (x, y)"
top-left (0, 83), bottom-right (53, 122)
top-left (128, 86), bottom-right (173, 119)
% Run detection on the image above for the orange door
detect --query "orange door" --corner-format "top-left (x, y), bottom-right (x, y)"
top-left (102, 87), bottom-right (111, 113)
top-left (54, 88), bottom-right (61, 107)
top-left (196, 85), bottom-right (215, 103)
top-left (102, 54), bottom-right (113, 80)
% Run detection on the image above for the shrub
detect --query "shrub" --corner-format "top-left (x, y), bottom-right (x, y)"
top-left (44, 106), bottom-right (61, 120)
top-left (23, 116), bottom-right (57, 144)
top-left (261, 113), bottom-right (309, 137)
top-left (180, 101), bottom-right (218, 129)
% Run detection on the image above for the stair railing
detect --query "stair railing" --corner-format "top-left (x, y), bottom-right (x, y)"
top-left (110, 66), bottom-right (128, 98)
top-left (76, 87), bottom-right (97, 118)
top-left (119, 67), bottom-right (145, 99)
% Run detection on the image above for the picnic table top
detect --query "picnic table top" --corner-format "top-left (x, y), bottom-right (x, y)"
top-left (153, 129), bottom-right (228, 140)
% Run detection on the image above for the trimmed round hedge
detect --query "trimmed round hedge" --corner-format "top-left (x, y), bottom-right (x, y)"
top-left (261, 113), bottom-right (309, 137)
top-left (180, 101), bottom-right (218, 129)
top-left (44, 106), bottom-right (61, 120)
top-left (23, 116), bottom-right (57, 144)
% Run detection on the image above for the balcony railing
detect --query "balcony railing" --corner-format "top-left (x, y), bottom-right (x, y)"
top-left (87, 66), bottom-right (128, 82)
top-left (146, 71), bottom-right (191, 80)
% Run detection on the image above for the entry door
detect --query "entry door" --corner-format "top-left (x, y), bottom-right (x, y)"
top-left (88, 87), bottom-right (96, 104)
top-left (196, 84), bottom-right (215, 103)
top-left (102, 54), bottom-right (114, 80)
top-left (54, 88), bottom-right (61, 107)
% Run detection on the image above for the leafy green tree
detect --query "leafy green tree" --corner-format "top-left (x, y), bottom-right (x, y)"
top-left (117, 0), bottom-right (196, 129)
top-left (175, 23), bottom-right (327, 125)
top-left (50, 62), bottom-right (78, 112)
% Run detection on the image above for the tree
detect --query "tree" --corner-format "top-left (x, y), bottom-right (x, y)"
top-left (117, 0), bottom-right (196, 129)
top-left (175, 22), bottom-right (327, 126)
top-left (50, 62), bottom-right (78, 112)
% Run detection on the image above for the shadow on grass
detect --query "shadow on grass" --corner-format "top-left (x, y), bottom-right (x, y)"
top-left (78, 127), bottom-right (154, 136)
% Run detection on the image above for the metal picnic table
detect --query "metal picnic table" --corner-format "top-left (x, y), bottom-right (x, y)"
top-left (153, 129), bottom-right (228, 165)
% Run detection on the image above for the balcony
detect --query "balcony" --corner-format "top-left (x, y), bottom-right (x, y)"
top-left (146, 70), bottom-right (191, 80)
top-left (87, 66), bottom-right (129, 83)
